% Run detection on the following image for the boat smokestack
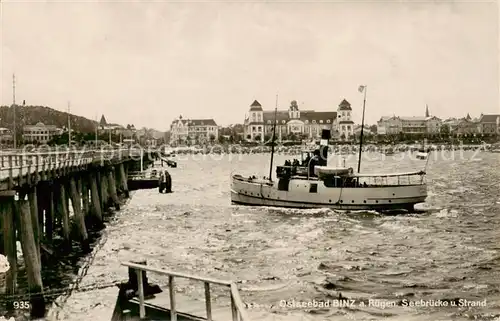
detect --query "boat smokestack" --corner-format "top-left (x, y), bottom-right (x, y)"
top-left (319, 129), bottom-right (330, 166)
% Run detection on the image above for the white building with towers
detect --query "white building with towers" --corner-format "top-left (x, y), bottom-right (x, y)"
top-left (337, 99), bottom-right (355, 139)
top-left (243, 98), bottom-right (357, 142)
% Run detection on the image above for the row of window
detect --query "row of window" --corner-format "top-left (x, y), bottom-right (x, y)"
top-left (24, 136), bottom-right (51, 141)
top-left (24, 130), bottom-right (54, 134)
top-left (261, 119), bottom-right (332, 125)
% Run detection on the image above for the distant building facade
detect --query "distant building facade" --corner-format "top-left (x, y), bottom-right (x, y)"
top-left (377, 106), bottom-right (442, 135)
top-left (479, 114), bottom-right (500, 134)
top-left (23, 122), bottom-right (59, 143)
top-left (243, 99), bottom-right (351, 142)
top-left (0, 128), bottom-right (13, 144)
top-left (170, 116), bottom-right (219, 144)
top-left (98, 115), bottom-right (125, 134)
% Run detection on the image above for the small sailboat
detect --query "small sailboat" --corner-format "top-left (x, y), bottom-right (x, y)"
top-left (230, 87), bottom-right (428, 212)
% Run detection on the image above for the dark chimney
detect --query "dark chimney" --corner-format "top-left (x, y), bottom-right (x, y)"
top-left (318, 129), bottom-right (330, 166)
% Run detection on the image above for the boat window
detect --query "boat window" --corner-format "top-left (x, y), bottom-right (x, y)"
top-left (309, 183), bottom-right (318, 193)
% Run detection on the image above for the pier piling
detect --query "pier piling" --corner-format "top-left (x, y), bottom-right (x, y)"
top-left (108, 168), bottom-right (120, 210)
top-left (1, 194), bottom-right (17, 309)
top-left (46, 184), bottom-right (54, 242)
top-left (17, 199), bottom-right (45, 318)
top-left (28, 186), bottom-right (41, 263)
top-left (118, 163), bottom-right (129, 198)
top-left (69, 177), bottom-right (90, 253)
top-left (57, 182), bottom-right (71, 251)
top-left (89, 172), bottom-right (104, 229)
top-left (80, 175), bottom-right (90, 218)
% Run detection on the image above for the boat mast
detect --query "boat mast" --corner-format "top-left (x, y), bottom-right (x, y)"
top-left (357, 85), bottom-right (367, 173)
top-left (268, 94), bottom-right (278, 181)
top-left (12, 74), bottom-right (16, 150)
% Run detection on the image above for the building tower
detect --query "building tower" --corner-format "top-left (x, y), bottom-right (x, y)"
top-left (425, 105), bottom-right (430, 117)
top-left (337, 99), bottom-right (354, 139)
top-left (288, 100), bottom-right (300, 119)
top-left (246, 100), bottom-right (264, 142)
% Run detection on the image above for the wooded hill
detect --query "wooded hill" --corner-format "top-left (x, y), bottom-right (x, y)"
top-left (0, 105), bottom-right (97, 133)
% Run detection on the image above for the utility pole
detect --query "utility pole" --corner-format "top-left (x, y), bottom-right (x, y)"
top-left (68, 101), bottom-right (72, 146)
top-left (12, 74), bottom-right (16, 149)
top-left (94, 113), bottom-right (98, 147)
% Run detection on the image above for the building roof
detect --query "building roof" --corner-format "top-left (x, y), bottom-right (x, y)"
top-left (378, 116), bottom-right (399, 122)
top-left (100, 115), bottom-right (107, 125)
top-left (262, 110), bottom-right (337, 124)
top-left (188, 119), bottom-right (218, 126)
top-left (24, 122), bottom-right (57, 130)
top-left (400, 116), bottom-right (428, 121)
top-left (479, 114), bottom-right (500, 123)
top-left (338, 99), bottom-right (352, 111)
top-left (250, 100), bottom-right (263, 111)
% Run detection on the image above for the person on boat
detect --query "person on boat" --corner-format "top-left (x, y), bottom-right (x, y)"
top-left (303, 154), bottom-right (311, 166)
top-left (158, 172), bottom-right (164, 193)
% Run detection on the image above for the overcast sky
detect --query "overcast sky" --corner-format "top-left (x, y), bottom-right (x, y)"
top-left (1, 0), bottom-right (498, 130)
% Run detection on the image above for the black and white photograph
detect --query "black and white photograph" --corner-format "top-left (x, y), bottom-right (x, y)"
top-left (0, 0), bottom-right (499, 320)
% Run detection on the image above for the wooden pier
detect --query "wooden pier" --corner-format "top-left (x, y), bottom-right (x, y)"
top-left (0, 147), bottom-right (156, 318)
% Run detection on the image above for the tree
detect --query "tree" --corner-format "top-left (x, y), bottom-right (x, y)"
top-left (340, 133), bottom-right (346, 140)
top-left (440, 124), bottom-right (450, 136)
top-left (209, 134), bottom-right (216, 143)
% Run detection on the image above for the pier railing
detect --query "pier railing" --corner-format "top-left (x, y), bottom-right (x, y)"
top-left (122, 261), bottom-right (250, 321)
top-left (0, 148), bottom-right (146, 183)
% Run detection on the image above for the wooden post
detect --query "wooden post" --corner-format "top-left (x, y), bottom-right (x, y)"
top-left (89, 172), bottom-right (104, 229)
top-left (1, 195), bottom-right (17, 310)
top-left (52, 183), bottom-right (61, 230)
top-left (17, 199), bottom-right (45, 318)
top-left (28, 186), bottom-right (41, 264)
top-left (100, 170), bottom-right (110, 210)
top-left (107, 168), bottom-right (120, 210)
top-left (57, 182), bottom-right (71, 251)
top-left (69, 177), bottom-right (89, 253)
top-left (36, 185), bottom-right (45, 236)
top-left (119, 163), bottom-right (129, 198)
top-left (46, 183), bottom-right (54, 242)
top-left (80, 175), bottom-right (89, 217)
top-left (96, 171), bottom-right (103, 210)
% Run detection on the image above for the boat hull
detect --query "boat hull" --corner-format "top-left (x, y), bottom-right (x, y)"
top-left (231, 176), bottom-right (426, 211)
top-left (128, 179), bottom-right (159, 191)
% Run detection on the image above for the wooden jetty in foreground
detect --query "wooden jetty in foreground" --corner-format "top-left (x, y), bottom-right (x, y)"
top-left (112, 261), bottom-right (250, 321)
top-left (0, 147), bottom-right (158, 318)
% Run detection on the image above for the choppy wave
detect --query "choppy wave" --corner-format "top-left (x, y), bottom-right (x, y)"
top-left (50, 152), bottom-right (500, 321)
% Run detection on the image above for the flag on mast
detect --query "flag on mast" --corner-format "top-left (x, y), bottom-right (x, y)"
top-left (358, 85), bottom-right (366, 93)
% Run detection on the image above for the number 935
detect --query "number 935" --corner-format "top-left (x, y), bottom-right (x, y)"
top-left (13, 301), bottom-right (30, 309)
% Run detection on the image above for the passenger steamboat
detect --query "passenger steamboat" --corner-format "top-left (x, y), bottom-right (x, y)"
top-left (230, 88), bottom-right (428, 212)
